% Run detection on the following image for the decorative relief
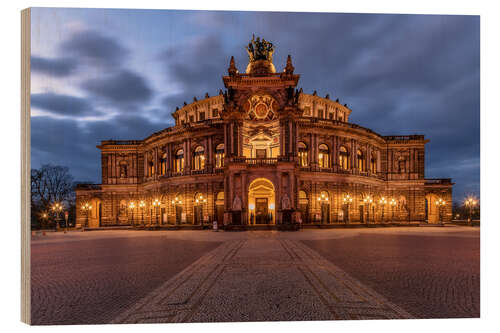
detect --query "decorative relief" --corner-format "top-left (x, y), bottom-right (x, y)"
top-left (245, 94), bottom-right (278, 120)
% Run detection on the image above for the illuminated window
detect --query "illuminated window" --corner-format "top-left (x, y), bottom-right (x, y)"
top-left (298, 142), bottom-right (308, 167)
top-left (148, 159), bottom-right (154, 176)
top-left (160, 153), bottom-right (167, 175)
top-left (357, 149), bottom-right (366, 172)
top-left (303, 106), bottom-right (311, 116)
top-left (370, 152), bottom-right (377, 173)
top-left (215, 144), bottom-right (225, 168)
top-left (318, 144), bottom-right (330, 168)
top-left (174, 149), bottom-right (184, 173)
top-left (193, 146), bottom-right (205, 170)
top-left (339, 146), bottom-right (349, 170)
top-left (212, 108), bottom-right (218, 117)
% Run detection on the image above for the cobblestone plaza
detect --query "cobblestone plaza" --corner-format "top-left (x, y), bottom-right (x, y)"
top-left (31, 227), bottom-right (479, 324)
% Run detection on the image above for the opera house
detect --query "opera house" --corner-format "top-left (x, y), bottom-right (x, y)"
top-left (75, 37), bottom-right (453, 229)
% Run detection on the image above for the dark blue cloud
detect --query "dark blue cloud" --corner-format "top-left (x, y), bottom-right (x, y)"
top-left (31, 55), bottom-right (78, 77)
top-left (60, 30), bottom-right (129, 68)
top-left (31, 92), bottom-right (94, 116)
top-left (81, 70), bottom-right (153, 105)
top-left (31, 115), bottom-right (166, 183)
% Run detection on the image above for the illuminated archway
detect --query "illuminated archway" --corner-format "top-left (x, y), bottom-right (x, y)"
top-left (248, 178), bottom-right (275, 224)
top-left (425, 193), bottom-right (440, 223)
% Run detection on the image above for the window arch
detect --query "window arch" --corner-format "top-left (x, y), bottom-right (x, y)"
top-left (318, 144), bottom-right (330, 168)
top-left (160, 152), bottom-right (167, 175)
top-left (298, 142), bottom-right (308, 167)
top-left (174, 149), bottom-right (184, 173)
top-left (147, 159), bottom-right (154, 177)
top-left (339, 146), bottom-right (349, 170)
top-left (357, 149), bottom-right (366, 172)
top-left (370, 151), bottom-right (377, 173)
top-left (193, 146), bottom-right (205, 170)
top-left (215, 143), bottom-right (225, 168)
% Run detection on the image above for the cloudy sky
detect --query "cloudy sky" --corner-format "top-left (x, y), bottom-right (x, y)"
top-left (30, 8), bottom-right (479, 202)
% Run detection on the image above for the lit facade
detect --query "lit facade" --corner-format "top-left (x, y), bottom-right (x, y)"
top-left (75, 37), bottom-right (453, 229)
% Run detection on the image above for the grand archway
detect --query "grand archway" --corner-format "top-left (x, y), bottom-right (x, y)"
top-left (248, 178), bottom-right (275, 224)
top-left (425, 193), bottom-right (440, 223)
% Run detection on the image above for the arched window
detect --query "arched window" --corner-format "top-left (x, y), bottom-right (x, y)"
top-left (357, 149), bottom-right (366, 172)
top-left (318, 144), bottom-right (330, 168)
top-left (370, 152), bottom-right (377, 173)
top-left (298, 142), bottom-right (308, 167)
top-left (160, 153), bottom-right (167, 175)
top-left (193, 146), bottom-right (205, 170)
top-left (339, 146), bottom-right (349, 170)
top-left (174, 149), bottom-right (184, 173)
top-left (148, 159), bottom-right (154, 177)
top-left (215, 144), bottom-right (225, 168)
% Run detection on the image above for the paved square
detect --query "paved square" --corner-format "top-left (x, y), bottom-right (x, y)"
top-left (31, 227), bottom-right (479, 325)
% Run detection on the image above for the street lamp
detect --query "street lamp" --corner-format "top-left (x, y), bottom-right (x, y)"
top-left (171, 197), bottom-right (183, 225)
top-left (39, 211), bottom-right (49, 230)
top-left (128, 201), bottom-right (136, 227)
top-left (51, 202), bottom-right (63, 230)
top-left (342, 194), bottom-right (353, 224)
top-left (195, 194), bottom-right (207, 225)
top-left (389, 198), bottom-right (397, 223)
top-left (363, 195), bottom-right (373, 223)
top-left (81, 202), bottom-right (92, 230)
top-left (152, 198), bottom-right (161, 226)
top-left (139, 200), bottom-right (146, 226)
top-left (464, 197), bottom-right (477, 226)
top-left (435, 198), bottom-right (446, 225)
top-left (379, 197), bottom-right (387, 223)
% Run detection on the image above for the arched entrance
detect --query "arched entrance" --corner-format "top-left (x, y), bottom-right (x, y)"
top-left (215, 192), bottom-right (224, 225)
top-left (298, 190), bottom-right (309, 224)
top-left (248, 178), bottom-right (275, 224)
top-left (425, 193), bottom-right (440, 223)
top-left (89, 198), bottom-right (101, 228)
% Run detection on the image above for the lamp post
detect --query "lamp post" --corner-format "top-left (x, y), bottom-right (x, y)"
top-left (40, 212), bottom-right (49, 230)
top-left (342, 194), bottom-right (352, 224)
top-left (435, 198), bottom-right (445, 225)
top-left (51, 202), bottom-right (63, 231)
top-left (389, 198), bottom-right (397, 223)
top-left (195, 194), bottom-right (207, 225)
top-left (363, 196), bottom-right (373, 223)
top-left (81, 202), bottom-right (92, 230)
top-left (379, 197), bottom-right (387, 223)
top-left (152, 198), bottom-right (161, 226)
top-left (171, 197), bottom-right (183, 225)
top-left (464, 197), bottom-right (477, 226)
top-left (139, 200), bottom-right (146, 226)
top-left (128, 201), bottom-right (136, 227)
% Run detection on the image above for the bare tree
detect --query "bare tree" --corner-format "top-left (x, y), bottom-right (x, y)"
top-left (31, 164), bottom-right (75, 213)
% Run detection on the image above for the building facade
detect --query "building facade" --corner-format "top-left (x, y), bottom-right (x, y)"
top-left (75, 37), bottom-right (453, 229)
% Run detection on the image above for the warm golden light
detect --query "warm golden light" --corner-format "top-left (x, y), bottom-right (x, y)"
top-left (128, 201), bottom-right (136, 209)
top-left (435, 198), bottom-right (445, 206)
top-left (139, 200), bottom-right (146, 208)
top-left (379, 197), bottom-right (387, 205)
top-left (390, 198), bottom-right (397, 206)
top-left (343, 194), bottom-right (353, 203)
